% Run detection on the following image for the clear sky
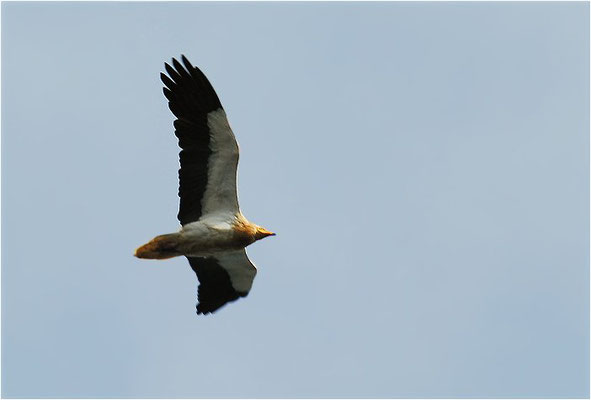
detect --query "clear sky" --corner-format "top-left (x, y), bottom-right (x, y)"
top-left (2, 1), bottom-right (589, 398)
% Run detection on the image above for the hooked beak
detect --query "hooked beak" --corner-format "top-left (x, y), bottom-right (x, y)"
top-left (261, 228), bottom-right (276, 237)
top-left (256, 227), bottom-right (276, 240)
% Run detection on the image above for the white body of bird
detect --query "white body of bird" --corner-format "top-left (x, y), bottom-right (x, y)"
top-left (134, 56), bottom-right (274, 315)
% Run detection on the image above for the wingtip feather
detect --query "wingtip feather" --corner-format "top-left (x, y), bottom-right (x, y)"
top-left (164, 62), bottom-right (178, 80)
top-left (181, 55), bottom-right (194, 70)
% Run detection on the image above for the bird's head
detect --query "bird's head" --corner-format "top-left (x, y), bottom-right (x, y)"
top-left (254, 226), bottom-right (276, 241)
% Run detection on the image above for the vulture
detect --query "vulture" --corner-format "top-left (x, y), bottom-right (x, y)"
top-left (135, 55), bottom-right (275, 315)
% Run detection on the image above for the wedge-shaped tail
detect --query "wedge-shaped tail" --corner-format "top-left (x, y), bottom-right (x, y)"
top-left (135, 233), bottom-right (182, 259)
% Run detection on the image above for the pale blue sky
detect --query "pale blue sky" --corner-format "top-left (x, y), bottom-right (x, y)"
top-left (2, 1), bottom-right (589, 398)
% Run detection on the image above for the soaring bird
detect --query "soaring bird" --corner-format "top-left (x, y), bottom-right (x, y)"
top-left (135, 55), bottom-right (275, 315)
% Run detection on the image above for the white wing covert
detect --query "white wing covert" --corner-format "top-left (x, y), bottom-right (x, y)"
top-left (161, 56), bottom-right (240, 226)
top-left (187, 250), bottom-right (257, 314)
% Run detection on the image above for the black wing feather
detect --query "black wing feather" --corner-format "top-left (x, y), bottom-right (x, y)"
top-left (187, 257), bottom-right (248, 315)
top-left (161, 55), bottom-right (223, 225)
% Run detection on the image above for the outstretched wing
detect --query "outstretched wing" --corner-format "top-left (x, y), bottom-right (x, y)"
top-left (161, 55), bottom-right (240, 226)
top-left (187, 250), bottom-right (257, 315)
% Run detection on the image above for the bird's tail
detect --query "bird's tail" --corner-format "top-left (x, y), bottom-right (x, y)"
top-left (134, 233), bottom-right (182, 259)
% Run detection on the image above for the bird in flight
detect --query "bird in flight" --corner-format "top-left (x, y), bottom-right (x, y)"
top-left (135, 55), bottom-right (275, 315)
